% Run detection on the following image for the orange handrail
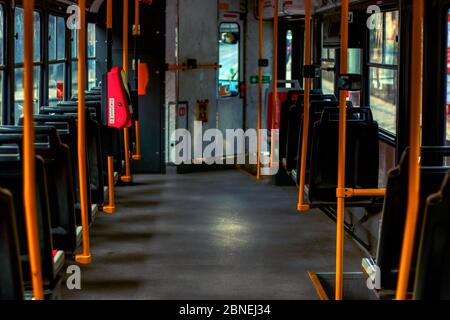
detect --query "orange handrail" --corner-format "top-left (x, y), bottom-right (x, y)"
top-left (75, 0), bottom-right (92, 265)
top-left (335, 0), bottom-right (349, 300)
top-left (257, 0), bottom-right (263, 180)
top-left (103, 0), bottom-right (116, 214)
top-left (297, 0), bottom-right (311, 212)
top-left (270, 0), bottom-right (279, 168)
top-left (396, 0), bottom-right (424, 300)
top-left (122, 0), bottom-right (133, 183)
top-left (23, 0), bottom-right (44, 300)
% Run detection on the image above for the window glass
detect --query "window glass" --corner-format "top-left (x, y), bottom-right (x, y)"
top-left (49, 16), bottom-right (66, 61)
top-left (369, 11), bottom-right (399, 65)
top-left (321, 48), bottom-right (335, 95)
top-left (14, 8), bottom-right (24, 63)
top-left (71, 29), bottom-right (78, 59)
top-left (88, 60), bottom-right (96, 90)
top-left (49, 16), bottom-right (56, 60)
top-left (14, 67), bottom-right (41, 124)
top-left (14, 9), bottom-right (41, 63)
top-left (57, 17), bottom-right (65, 60)
top-left (34, 12), bottom-right (41, 62)
top-left (218, 23), bottom-right (240, 97)
top-left (369, 10), bottom-right (399, 134)
top-left (369, 67), bottom-right (398, 133)
top-left (286, 30), bottom-right (293, 88)
top-left (14, 9), bottom-right (41, 123)
top-left (88, 23), bottom-right (96, 58)
top-left (88, 23), bottom-right (97, 89)
top-left (72, 61), bottom-right (78, 96)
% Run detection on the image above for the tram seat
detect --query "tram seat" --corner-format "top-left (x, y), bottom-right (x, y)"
top-left (376, 147), bottom-right (450, 292)
top-left (28, 110), bottom-right (104, 208)
top-left (308, 107), bottom-right (379, 205)
top-left (71, 91), bottom-right (102, 102)
top-left (0, 138), bottom-right (62, 288)
top-left (49, 102), bottom-right (124, 179)
top-left (25, 115), bottom-right (93, 224)
top-left (287, 99), bottom-right (341, 185)
top-left (414, 171), bottom-right (450, 300)
top-left (266, 88), bottom-right (323, 131)
top-left (274, 90), bottom-right (304, 185)
top-left (40, 107), bottom-right (104, 205)
top-left (0, 127), bottom-right (78, 253)
top-left (0, 188), bottom-right (24, 300)
top-left (56, 101), bottom-right (102, 120)
top-left (285, 96), bottom-right (338, 184)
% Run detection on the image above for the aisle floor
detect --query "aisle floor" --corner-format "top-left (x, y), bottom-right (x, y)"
top-left (61, 169), bottom-right (365, 300)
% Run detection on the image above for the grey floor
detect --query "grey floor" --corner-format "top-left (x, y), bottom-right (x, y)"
top-left (61, 169), bottom-right (365, 300)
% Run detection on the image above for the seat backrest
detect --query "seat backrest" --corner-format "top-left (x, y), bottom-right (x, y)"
top-left (0, 188), bottom-right (24, 300)
top-left (42, 106), bottom-right (98, 120)
top-left (23, 115), bottom-right (93, 224)
top-left (414, 172), bottom-right (450, 300)
top-left (376, 148), bottom-right (450, 291)
top-left (36, 108), bottom-right (104, 206)
top-left (308, 107), bottom-right (379, 203)
top-left (279, 90), bottom-right (304, 161)
top-left (0, 139), bottom-right (55, 285)
top-left (285, 98), bottom-right (341, 174)
top-left (0, 128), bottom-right (77, 252)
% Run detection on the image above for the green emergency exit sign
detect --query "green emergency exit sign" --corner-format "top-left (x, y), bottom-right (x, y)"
top-left (250, 75), bottom-right (271, 85)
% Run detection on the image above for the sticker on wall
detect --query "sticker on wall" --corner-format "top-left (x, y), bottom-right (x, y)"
top-left (195, 100), bottom-right (209, 123)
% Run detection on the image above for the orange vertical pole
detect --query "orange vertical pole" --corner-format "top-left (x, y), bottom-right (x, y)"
top-left (122, 0), bottom-right (133, 183)
top-left (23, 0), bottom-right (44, 300)
top-left (297, 0), bottom-right (311, 212)
top-left (75, 0), bottom-right (92, 265)
top-left (396, 0), bottom-right (424, 300)
top-left (335, 0), bottom-right (349, 300)
top-left (257, 0), bottom-right (263, 179)
top-left (132, 0), bottom-right (142, 161)
top-left (270, 0), bottom-right (279, 167)
top-left (103, 0), bottom-right (116, 214)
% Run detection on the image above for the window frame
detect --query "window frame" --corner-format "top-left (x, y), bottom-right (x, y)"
top-left (47, 14), bottom-right (67, 105)
top-left (13, 6), bottom-right (43, 124)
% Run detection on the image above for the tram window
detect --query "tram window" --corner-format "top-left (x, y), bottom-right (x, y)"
top-left (0, 5), bottom-right (4, 124)
top-left (368, 10), bottom-right (399, 135)
top-left (14, 8), bottom-right (42, 124)
top-left (321, 48), bottom-right (335, 95)
top-left (286, 30), bottom-right (293, 88)
top-left (48, 15), bottom-right (66, 105)
top-left (88, 23), bottom-right (97, 89)
top-left (218, 22), bottom-right (240, 97)
top-left (71, 29), bottom-right (78, 96)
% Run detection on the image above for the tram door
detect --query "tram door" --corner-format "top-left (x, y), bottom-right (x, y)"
top-left (217, 13), bottom-right (245, 157)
